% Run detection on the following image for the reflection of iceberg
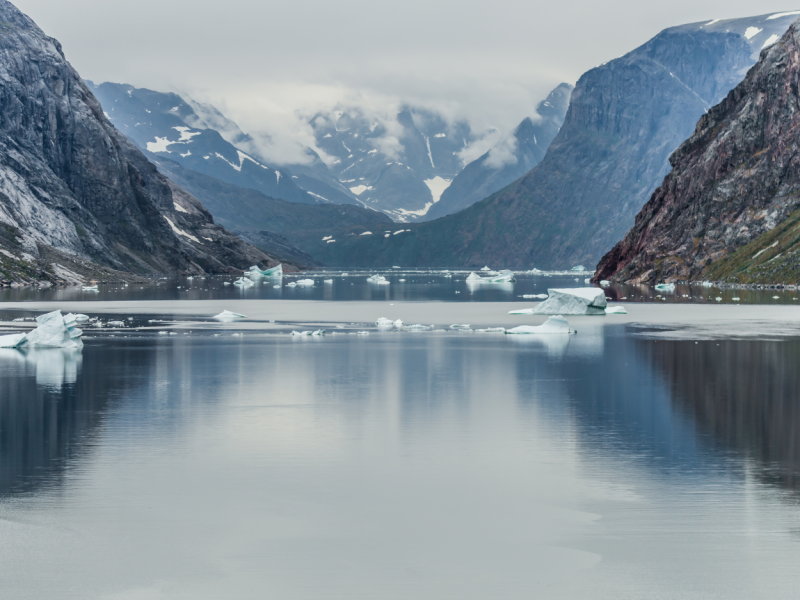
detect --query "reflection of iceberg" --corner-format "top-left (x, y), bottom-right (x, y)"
top-left (466, 270), bottom-right (515, 283)
top-left (24, 348), bottom-right (84, 387)
top-left (248, 264), bottom-right (283, 277)
top-left (532, 288), bottom-right (607, 315)
top-left (506, 329), bottom-right (571, 357)
top-left (506, 316), bottom-right (576, 335)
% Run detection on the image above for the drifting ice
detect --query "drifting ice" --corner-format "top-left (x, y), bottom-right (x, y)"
top-left (506, 315), bottom-right (575, 335)
top-left (655, 283), bottom-right (675, 292)
top-left (367, 275), bottom-right (389, 284)
top-left (509, 308), bottom-right (535, 315)
top-left (295, 279), bottom-right (315, 286)
top-left (521, 294), bottom-right (548, 299)
top-left (248, 264), bottom-right (283, 277)
top-left (233, 277), bottom-right (254, 287)
top-left (0, 310), bottom-right (84, 349)
top-left (291, 329), bottom-right (325, 336)
top-left (532, 288), bottom-right (607, 315)
top-left (605, 306), bottom-right (628, 314)
top-left (213, 310), bottom-right (248, 321)
top-left (82, 285), bottom-right (99, 291)
top-left (376, 317), bottom-right (394, 327)
top-left (480, 266), bottom-right (491, 271)
top-left (466, 270), bottom-right (516, 283)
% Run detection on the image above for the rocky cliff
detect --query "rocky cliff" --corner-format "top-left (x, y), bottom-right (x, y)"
top-left (595, 18), bottom-right (800, 285)
top-left (0, 0), bottom-right (292, 285)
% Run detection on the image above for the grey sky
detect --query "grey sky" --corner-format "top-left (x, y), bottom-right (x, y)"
top-left (12, 0), bottom-right (799, 164)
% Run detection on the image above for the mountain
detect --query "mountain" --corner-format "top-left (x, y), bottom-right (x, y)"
top-left (0, 0), bottom-right (295, 285)
top-left (85, 82), bottom-right (337, 205)
top-left (301, 12), bottom-right (800, 269)
top-left (424, 83), bottom-right (573, 221)
top-left (595, 18), bottom-right (800, 286)
top-left (307, 106), bottom-right (480, 221)
top-left (150, 155), bottom-right (393, 260)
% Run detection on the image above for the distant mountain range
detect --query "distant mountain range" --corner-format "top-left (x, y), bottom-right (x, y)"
top-left (595, 17), bottom-right (800, 285)
top-left (303, 12), bottom-right (800, 269)
top-left (0, 0), bottom-right (297, 285)
top-left (425, 83), bottom-right (573, 221)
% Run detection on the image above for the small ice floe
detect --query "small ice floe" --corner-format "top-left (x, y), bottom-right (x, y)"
top-left (506, 315), bottom-right (576, 335)
top-left (521, 294), bottom-right (549, 299)
top-left (531, 288), bottom-right (607, 315)
top-left (324, 279), bottom-right (333, 284)
top-left (480, 266), bottom-right (491, 271)
top-left (375, 317), bottom-right (395, 328)
top-left (655, 283), bottom-right (675, 292)
top-left (82, 285), bottom-right (99, 292)
top-left (248, 264), bottom-right (283, 277)
top-left (404, 324), bottom-right (433, 331)
top-left (466, 270), bottom-right (515, 283)
top-left (399, 279), bottom-right (406, 282)
top-left (287, 282), bottom-right (297, 287)
top-left (158, 331), bottom-right (168, 335)
top-left (605, 306), bottom-right (627, 314)
top-left (0, 310), bottom-right (84, 349)
top-left (392, 266), bottom-right (401, 269)
top-left (733, 297), bottom-right (741, 301)
top-left (600, 280), bottom-right (611, 287)
top-left (715, 297), bottom-right (723, 302)
top-left (773, 295), bottom-right (780, 299)
top-left (295, 279), bottom-right (315, 286)
top-left (233, 277), bottom-right (254, 287)
top-left (106, 321), bottom-right (126, 327)
top-left (231, 333), bottom-right (242, 337)
top-left (223, 282), bottom-right (232, 286)
top-left (213, 310), bottom-right (248, 321)
top-left (509, 308), bottom-right (534, 315)
top-left (475, 327), bottom-right (506, 333)
top-left (701, 281), bottom-right (713, 287)
top-left (367, 274), bottom-right (390, 285)
top-left (449, 324), bottom-right (471, 330)
top-left (291, 329), bottom-right (325, 336)
top-left (357, 331), bottom-right (370, 336)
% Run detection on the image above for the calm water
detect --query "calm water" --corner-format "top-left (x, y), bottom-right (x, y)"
top-left (1, 323), bottom-right (799, 598)
top-left (2, 270), bottom-right (799, 305)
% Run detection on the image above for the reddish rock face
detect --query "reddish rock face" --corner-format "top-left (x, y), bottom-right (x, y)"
top-left (595, 19), bottom-right (800, 284)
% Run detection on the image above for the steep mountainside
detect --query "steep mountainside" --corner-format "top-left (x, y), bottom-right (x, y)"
top-left (425, 83), bottom-right (573, 221)
top-left (595, 18), bottom-right (800, 285)
top-left (151, 155), bottom-right (392, 257)
top-left (85, 82), bottom-right (337, 205)
top-left (303, 13), bottom-right (799, 269)
top-left (0, 1), bottom-right (292, 285)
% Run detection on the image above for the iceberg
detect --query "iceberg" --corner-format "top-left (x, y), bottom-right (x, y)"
top-left (248, 264), bottom-right (283, 277)
top-left (82, 285), bottom-right (99, 291)
top-left (404, 324), bottom-right (433, 331)
top-left (466, 270), bottom-right (516, 283)
top-left (291, 329), bottom-right (325, 336)
top-left (367, 274), bottom-right (389, 284)
top-left (0, 333), bottom-right (27, 348)
top-left (449, 324), bottom-right (471, 330)
top-left (13, 310), bottom-right (84, 349)
top-left (233, 277), bottom-right (254, 287)
top-left (376, 317), bottom-right (394, 327)
top-left (599, 280), bottom-right (611, 287)
top-left (213, 310), bottom-right (248, 321)
top-left (106, 321), bottom-right (126, 327)
top-left (480, 266), bottom-right (491, 271)
top-left (475, 327), bottom-right (505, 333)
top-left (295, 279), bottom-right (315, 286)
top-left (509, 308), bottom-right (534, 315)
top-left (506, 315), bottom-right (575, 335)
top-left (605, 306), bottom-right (628, 314)
top-left (571, 265), bottom-right (587, 272)
top-left (65, 313), bottom-right (90, 323)
top-left (521, 294), bottom-right (548, 299)
top-left (531, 288), bottom-right (607, 315)
top-left (655, 283), bottom-right (675, 292)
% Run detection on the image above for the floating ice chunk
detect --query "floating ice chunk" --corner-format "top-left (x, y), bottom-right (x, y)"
top-left (449, 324), bottom-right (471, 329)
top-left (475, 327), bottom-right (505, 333)
top-left (295, 279), bottom-right (315, 286)
top-left (324, 279), bottom-right (333, 283)
top-left (66, 313), bottom-right (90, 323)
top-left (509, 308), bottom-right (534, 315)
top-left (466, 270), bottom-right (515, 283)
top-left (398, 279), bottom-right (406, 282)
top-left (357, 331), bottom-right (370, 336)
top-left (82, 285), bottom-right (99, 291)
top-left (233, 277), bottom-right (254, 287)
top-left (404, 324), bottom-right (432, 331)
top-left (599, 280), bottom-right (611, 287)
top-left (367, 275), bottom-right (389, 285)
top-left (532, 288), bottom-right (607, 315)
top-left (213, 310), bottom-right (248, 321)
top-left (0, 333), bottom-right (27, 348)
top-left (506, 316), bottom-right (575, 335)
top-left (733, 297), bottom-right (740, 301)
top-left (291, 329), bottom-right (326, 336)
top-left (701, 281), bottom-right (713, 287)
top-left (480, 266), bottom-right (491, 271)
top-left (717, 297), bottom-right (724, 302)
top-left (605, 306), bottom-right (627, 314)
top-left (376, 317), bottom-right (394, 327)
top-left (107, 321), bottom-right (126, 327)
top-left (223, 282), bottom-right (232, 286)
top-left (273, 285), bottom-right (281, 289)
top-left (360, 231), bottom-right (372, 236)
top-left (248, 264), bottom-right (283, 277)
top-left (521, 294), bottom-right (549, 299)
top-left (772, 295), bottom-right (780, 299)
top-left (585, 278), bottom-right (592, 284)
top-left (287, 282), bottom-right (297, 287)
top-left (23, 311), bottom-right (84, 349)
top-left (393, 319), bottom-right (403, 327)
top-left (655, 283), bottom-right (675, 292)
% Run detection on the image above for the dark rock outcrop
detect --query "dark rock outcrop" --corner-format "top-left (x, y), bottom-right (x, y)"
top-left (595, 18), bottom-right (800, 285)
top-left (0, 0), bottom-right (293, 285)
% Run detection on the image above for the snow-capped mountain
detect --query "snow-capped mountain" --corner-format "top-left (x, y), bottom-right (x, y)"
top-left (307, 107), bottom-right (480, 221)
top-left (424, 83), bottom-right (573, 220)
top-left (86, 82), bottom-right (328, 205)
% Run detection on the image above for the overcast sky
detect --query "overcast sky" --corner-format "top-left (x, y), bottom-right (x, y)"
top-left (12, 0), bottom-right (799, 163)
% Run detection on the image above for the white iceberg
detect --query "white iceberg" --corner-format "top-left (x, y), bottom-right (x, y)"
top-left (82, 285), bottom-right (99, 291)
top-left (605, 306), bottom-right (627, 314)
top-left (480, 266), bottom-right (491, 271)
top-left (295, 279), bottom-right (315, 286)
top-left (509, 308), bottom-right (534, 315)
top-left (655, 283), bottom-right (675, 292)
top-left (404, 324), bottom-right (433, 331)
top-left (12, 310), bottom-right (84, 349)
top-left (376, 317), bottom-right (394, 327)
top-left (248, 264), bottom-right (283, 277)
top-left (393, 319), bottom-right (403, 327)
top-left (466, 270), bottom-right (515, 283)
top-left (233, 277), bottom-right (254, 287)
top-left (475, 327), bottom-right (505, 333)
top-left (0, 333), bottom-right (27, 348)
top-left (532, 288), bottom-right (607, 315)
top-left (599, 280), bottom-right (611, 287)
top-left (213, 310), bottom-right (248, 321)
top-left (367, 274), bottom-right (389, 284)
top-left (505, 315), bottom-right (575, 335)
top-left (449, 324), bottom-right (471, 330)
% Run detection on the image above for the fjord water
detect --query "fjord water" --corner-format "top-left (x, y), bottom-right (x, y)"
top-left (1, 325), bottom-right (799, 599)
